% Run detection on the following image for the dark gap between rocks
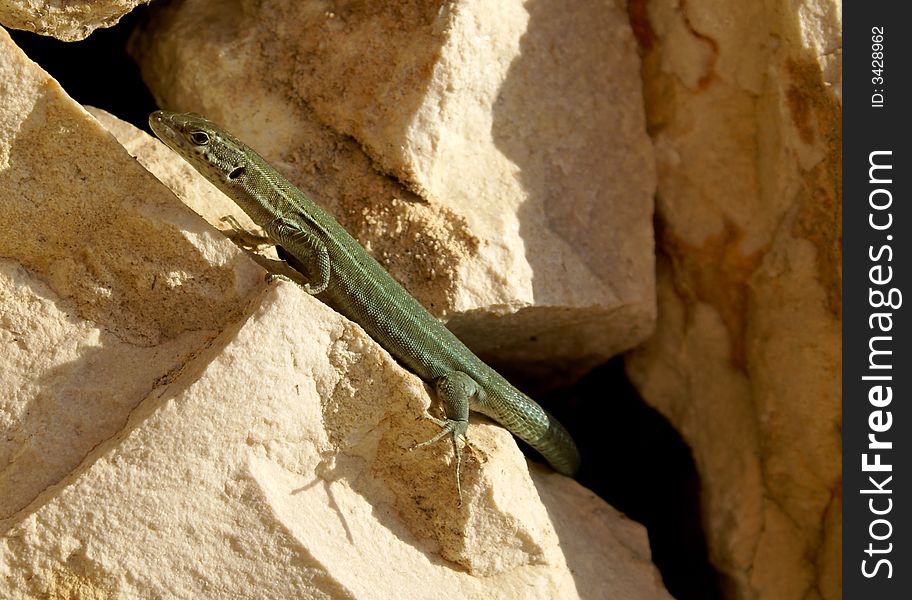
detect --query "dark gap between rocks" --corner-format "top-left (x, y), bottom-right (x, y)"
top-left (537, 357), bottom-right (725, 600)
top-left (8, 6), bottom-right (157, 132)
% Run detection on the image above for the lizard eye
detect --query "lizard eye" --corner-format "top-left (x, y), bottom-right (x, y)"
top-left (189, 131), bottom-right (210, 146)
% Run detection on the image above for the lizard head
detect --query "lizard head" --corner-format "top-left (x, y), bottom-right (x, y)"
top-left (149, 111), bottom-right (249, 186)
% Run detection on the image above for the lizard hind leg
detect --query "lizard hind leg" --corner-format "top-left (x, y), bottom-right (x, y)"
top-left (410, 371), bottom-right (481, 505)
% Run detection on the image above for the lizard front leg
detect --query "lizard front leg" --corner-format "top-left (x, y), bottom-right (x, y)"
top-left (271, 217), bottom-right (331, 295)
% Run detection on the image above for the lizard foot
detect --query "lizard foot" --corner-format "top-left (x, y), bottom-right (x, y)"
top-left (219, 215), bottom-right (274, 251)
top-left (411, 416), bottom-right (469, 506)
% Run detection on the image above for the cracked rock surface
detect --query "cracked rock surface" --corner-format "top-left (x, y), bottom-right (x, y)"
top-left (627, 1), bottom-right (841, 599)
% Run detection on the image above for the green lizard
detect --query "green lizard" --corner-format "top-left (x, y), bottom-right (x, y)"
top-left (149, 111), bottom-right (580, 500)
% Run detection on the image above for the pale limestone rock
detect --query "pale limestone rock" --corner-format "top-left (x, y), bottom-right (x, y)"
top-left (626, 1), bottom-right (841, 599)
top-left (0, 283), bottom-right (672, 599)
top-left (0, 26), bottom-right (264, 525)
top-left (129, 0), bottom-right (657, 385)
top-left (0, 28), bottom-right (672, 599)
top-left (0, 0), bottom-right (149, 41)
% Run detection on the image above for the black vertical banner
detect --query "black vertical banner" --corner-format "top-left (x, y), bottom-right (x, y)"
top-left (844, 4), bottom-right (912, 598)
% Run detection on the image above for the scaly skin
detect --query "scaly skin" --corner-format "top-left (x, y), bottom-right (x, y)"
top-left (150, 111), bottom-right (581, 497)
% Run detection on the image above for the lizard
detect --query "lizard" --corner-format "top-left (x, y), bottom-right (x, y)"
top-left (149, 111), bottom-right (581, 501)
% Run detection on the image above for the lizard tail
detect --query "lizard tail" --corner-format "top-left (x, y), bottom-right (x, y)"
top-left (531, 410), bottom-right (581, 476)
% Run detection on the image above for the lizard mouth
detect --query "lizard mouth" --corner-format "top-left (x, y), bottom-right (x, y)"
top-left (148, 110), bottom-right (183, 151)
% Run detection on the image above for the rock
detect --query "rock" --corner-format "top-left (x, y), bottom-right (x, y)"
top-left (0, 27), bottom-right (672, 599)
top-left (0, 0), bottom-right (150, 41)
top-left (0, 281), bottom-right (673, 599)
top-left (129, 0), bottom-right (657, 386)
top-left (0, 26), bottom-right (264, 525)
top-left (625, 1), bottom-right (841, 599)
